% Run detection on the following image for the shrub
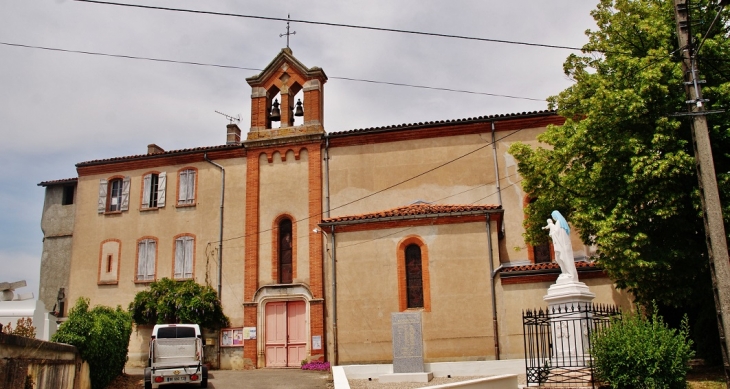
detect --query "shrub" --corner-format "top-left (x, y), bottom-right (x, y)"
top-left (52, 297), bottom-right (132, 389)
top-left (128, 278), bottom-right (229, 329)
top-left (591, 306), bottom-right (694, 389)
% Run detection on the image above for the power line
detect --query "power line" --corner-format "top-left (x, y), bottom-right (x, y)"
top-left (0, 41), bottom-right (545, 102)
top-left (73, 0), bottom-right (585, 52)
top-left (214, 116), bottom-right (561, 247)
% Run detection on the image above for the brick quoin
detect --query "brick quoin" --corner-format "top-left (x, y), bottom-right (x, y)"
top-left (243, 152), bottom-right (260, 368)
top-left (306, 143), bottom-right (326, 357)
top-left (242, 305), bottom-right (257, 367)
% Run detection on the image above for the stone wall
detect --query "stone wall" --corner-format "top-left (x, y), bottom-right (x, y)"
top-left (0, 331), bottom-right (89, 389)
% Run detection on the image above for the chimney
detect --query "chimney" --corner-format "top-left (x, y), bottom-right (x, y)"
top-left (227, 123), bottom-right (241, 144)
top-left (147, 144), bottom-right (165, 154)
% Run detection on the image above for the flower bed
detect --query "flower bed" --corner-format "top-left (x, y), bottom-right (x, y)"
top-left (301, 360), bottom-right (331, 371)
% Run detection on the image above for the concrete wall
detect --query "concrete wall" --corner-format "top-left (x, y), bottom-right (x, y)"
top-left (39, 183), bottom-right (76, 315)
top-left (326, 125), bottom-right (589, 268)
top-left (0, 332), bottom-right (89, 389)
top-left (258, 149), bottom-right (311, 285)
top-left (332, 221), bottom-right (499, 364)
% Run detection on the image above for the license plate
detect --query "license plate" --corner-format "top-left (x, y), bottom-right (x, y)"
top-left (166, 376), bottom-right (186, 382)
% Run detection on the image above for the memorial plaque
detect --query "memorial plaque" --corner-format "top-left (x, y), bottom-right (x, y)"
top-left (391, 312), bottom-right (424, 373)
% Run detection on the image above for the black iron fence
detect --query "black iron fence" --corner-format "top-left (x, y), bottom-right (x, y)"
top-left (523, 303), bottom-right (621, 387)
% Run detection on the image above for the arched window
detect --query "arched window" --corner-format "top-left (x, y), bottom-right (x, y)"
top-left (405, 244), bottom-right (424, 308)
top-left (278, 219), bottom-right (293, 284)
top-left (397, 236), bottom-right (431, 311)
top-left (527, 197), bottom-right (551, 263)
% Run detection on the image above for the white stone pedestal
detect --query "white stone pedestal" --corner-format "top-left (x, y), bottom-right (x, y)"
top-left (543, 279), bottom-right (596, 366)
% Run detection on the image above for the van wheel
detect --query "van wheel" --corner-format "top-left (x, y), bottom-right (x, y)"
top-left (201, 365), bottom-right (208, 388)
top-left (144, 367), bottom-right (152, 389)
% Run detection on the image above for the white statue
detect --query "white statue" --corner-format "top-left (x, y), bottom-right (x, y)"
top-left (543, 210), bottom-right (579, 282)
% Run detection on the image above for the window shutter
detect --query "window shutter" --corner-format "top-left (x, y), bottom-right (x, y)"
top-left (98, 179), bottom-right (108, 213)
top-left (137, 241), bottom-right (147, 279)
top-left (157, 172), bottom-right (166, 208)
top-left (187, 170), bottom-right (196, 202)
top-left (178, 171), bottom-right (188, 204)
top-left (175, 238), bottom-right (184, 278)
top-left (184, 237), bottom-right (193, 278)
top-left (121, 176), bottom-right (131, 211)
top-left (142, 174), bottom-right (151, 208)
top-left (146, 240), bottom-right (156, 280)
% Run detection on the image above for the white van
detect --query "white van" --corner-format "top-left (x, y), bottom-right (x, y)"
top-left (144, 324), bottom-right (208, 389)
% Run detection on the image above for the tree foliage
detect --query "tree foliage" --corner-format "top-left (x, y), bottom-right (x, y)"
top-left (510, 0), bottom-right (730, 362)
top-left (128, 278), bottom-right (229, 329)
top-left (508, 0), bottom-right (730, 308)
top-left (2, 317), bottom-right (36, 338)
top-left (52, 297), bottom-right (132, 389)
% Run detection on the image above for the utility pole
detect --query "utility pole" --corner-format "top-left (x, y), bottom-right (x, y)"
top-left (673, 0), bottom-right (730, 384)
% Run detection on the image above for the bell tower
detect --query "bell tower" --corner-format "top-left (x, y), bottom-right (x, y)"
top-left (246, 48), bottom-right (327, 140)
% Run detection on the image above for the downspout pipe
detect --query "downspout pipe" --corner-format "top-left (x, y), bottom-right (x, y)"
top-left (331, 226), bottom-right (338, 366)
top-left (491, 122), bottom-right (502, 208)
top-left (204, 153), bottom-right (225, 299)
top-left (324, 133), bottom-right (331, 218)
top-left (487, 214), bottom-right (501, 360)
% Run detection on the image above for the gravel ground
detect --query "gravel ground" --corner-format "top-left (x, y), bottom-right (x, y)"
top-left (348, 376), bottom-right (506, 389)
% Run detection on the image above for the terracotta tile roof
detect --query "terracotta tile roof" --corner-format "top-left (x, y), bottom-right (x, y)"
top-left (322, 203), bottom-right (501, 224)
top-left (328, 110), bottom-right (557, 136)
top-left (37, 178), bottom-right (78, 187)
top-left (75, 144), bottom-right (242, 167)
top-left (500, 261), bottom-right (599, 273)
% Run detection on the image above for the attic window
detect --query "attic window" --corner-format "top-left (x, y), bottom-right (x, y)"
top-left (62, 185), bottom-right (75, 205)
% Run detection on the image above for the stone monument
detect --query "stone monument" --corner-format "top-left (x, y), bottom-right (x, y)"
top-left (542, 211), bottom-right (595, 362)
top-left (379, 312), bottom-right (433, 383)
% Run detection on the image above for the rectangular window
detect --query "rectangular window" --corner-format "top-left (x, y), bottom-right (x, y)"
top-left (178, 169), bottom-right (196, 205)
top-left (174, 236), bottom-right (194, 279)
top-left (137, 239), bottom-right (156, 281)
top-left (142, 172), bottom-right (166, 209)
top-left (109, 179), bottom-right (123, 212)
top-left (62, 185), bottom-right (75, 205)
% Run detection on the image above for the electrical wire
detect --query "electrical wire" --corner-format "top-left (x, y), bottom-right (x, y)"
top-left (73, 0), bottom-right (585, 52)
top-left (0, 41), bottom-right (545, 102)
top-left (212, 115), bottom-right (561, 247)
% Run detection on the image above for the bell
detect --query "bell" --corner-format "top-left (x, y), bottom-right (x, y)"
top-left (269, 98), bottom-right (281, 122)
top-left (294, 99), bottom-right (304, 117)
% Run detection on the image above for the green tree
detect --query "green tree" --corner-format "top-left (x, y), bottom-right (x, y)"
top-left (128, 278), bottom-right (229, 329)
top-left (509, 0), bottom-right (730, 359)
top-left (52, 298), bottom-right (132, 389)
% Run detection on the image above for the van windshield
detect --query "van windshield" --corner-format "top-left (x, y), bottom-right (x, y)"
top-left (157, 327), bottom-right (197, 338)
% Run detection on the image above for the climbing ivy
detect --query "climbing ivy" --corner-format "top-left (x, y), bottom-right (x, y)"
top-left (52, 297), bottom-right (132, 389)
top-left (128, 278), bottom-right (229, 329)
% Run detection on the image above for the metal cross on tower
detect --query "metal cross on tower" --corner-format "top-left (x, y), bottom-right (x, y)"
top-left (280, 14), bottom-right (296, 48)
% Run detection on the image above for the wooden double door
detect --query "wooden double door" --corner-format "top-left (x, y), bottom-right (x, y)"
top-left (265, 301), bottom-right (307, 367)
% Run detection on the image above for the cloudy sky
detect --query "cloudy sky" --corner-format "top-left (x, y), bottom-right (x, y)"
top-left (0, 0), bottom-right (598, 298)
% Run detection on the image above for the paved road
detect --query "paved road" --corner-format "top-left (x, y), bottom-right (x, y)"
top-left (127, 368), bottom-right (333, 389)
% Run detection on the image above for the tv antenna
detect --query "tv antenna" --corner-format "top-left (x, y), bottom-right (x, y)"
top-left (215, 110), bottom-right (241, 124)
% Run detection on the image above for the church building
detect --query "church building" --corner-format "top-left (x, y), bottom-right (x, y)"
top-left (37, 49), bottom-right (630, 369)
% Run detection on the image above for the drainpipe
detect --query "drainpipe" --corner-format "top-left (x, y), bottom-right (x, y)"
top-left (491, 122), bottom-right (502, 208)
top-left (487, 215), bottom-right (501, 360)
top-left (331, 226), bottom-right (338, 366)
top-left (204, 153), bottom-right (225, 298)
top-left (324, 133), bottom-right (331, 218)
